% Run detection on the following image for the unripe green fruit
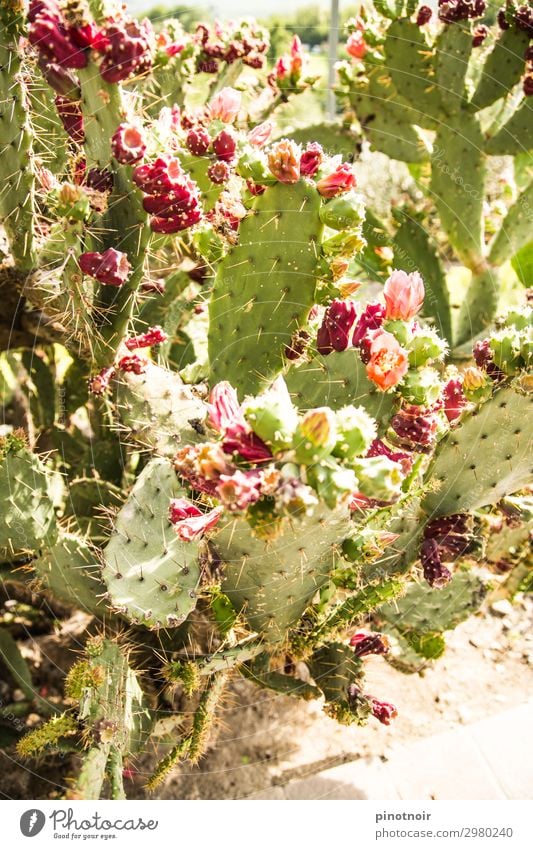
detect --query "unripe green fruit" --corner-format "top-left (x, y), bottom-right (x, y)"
top-left (319, 191), bottom-right (365, 230)
top-left (408, 330), bottom-right (447, 367)
top-left (399, 368), bottom-right (442, 407)
top-left (351, 456), bottom-right (403, 501)
top-left (242, 378), bottom-right (298, 450)
top-left (236, 149), bottom-right (274, 185)
top-left (490, 329), bottom-right (522, 375)
top-left (294, 407), bottom-right (338, 464)
top-left (306, 458), bottom-right (358, 508)
top-left (333, 405), bottom-right (377, 459)
top-left (321, 229), bottom-right (366, 258)
top-left (383, 319), bottom-right (413, 347)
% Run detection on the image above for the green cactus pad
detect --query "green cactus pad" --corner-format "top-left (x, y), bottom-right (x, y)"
top-left (208, 181), bottom-right (325, 397)
top-left (114, 362), bottom-right (208, 456)
top-left (0, 3), bottom-right (36, 269)
top-left (307, 641), bottom-right (368, 723)
top-left (434, 24), bottom-right (472, 115)
top-left (377, 570), bottom-right (487, 633)
top-left (489, 180), bottom-right (533, 267)
top-left (32, 533), bottom-right (104, 616)
top-left (485, 99), bottom-right (533, 156)
top-left (385, 18), bottom-right (440, 128)
top-left (430, 112), bottom-right (486, 269)
top-left (471, 26), bottom-right (530, 111)
top-left (285, 349), bottom-right (395, 428)
top-left (0, 442), bottom-right (57, 557)
top-left (383, 628), bottom-right (446, 673)
top-left (348, 68), bottom-right (431, 163)
top-left (455, 267), bottom-right (501, 347)
top-left (102, 458), bottom-right (202, 628)
top-left (422, 382), bottom-right (533, 518)
top-left (73, 637), bottom-right (152, 798)
top-left (216, 504), bottom-right (352, 642)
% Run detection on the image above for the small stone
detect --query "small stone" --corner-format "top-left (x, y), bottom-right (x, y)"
top-left (490, 599), bottom-right (513, 617)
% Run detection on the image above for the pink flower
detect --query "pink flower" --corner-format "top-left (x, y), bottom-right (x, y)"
top-left (248, 121), bottom-right (273, 147)
top-left (208, 381), bottom-right (245, 432)
top-left (290, 35), bottom-right (303, 77)
top-left (169, 497), bottom-right (202, 523)
top-left (366, 330), bottom-right (409, 390)
top-left (316, 163), bottom-right (356, 198)
top-left (209, 87), bottom-right (241, 122)
top-left (274, 55), bottom-right (289, 80)
top-left (300, 142), bottom-right (323, 177)
top-left (346, 31), bottom-right (367, 59)
top-left (172, 505), bottom-right (223, 541)
top-left (78, 248), bottom-right (131, 286)
top-left (216, 469), bottom-right (263, 511)
top-left (125, 326), bottom-right (167, 350)
top-left (208, 382), bottom-right (272, 462)
top-left (383, 270), bottom-right (425, 321)
top-left (111, 123), bottom-right (147, 165)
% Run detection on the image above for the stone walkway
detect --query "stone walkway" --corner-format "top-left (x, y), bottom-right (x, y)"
top-left (249, 701), bottom-right (533, 800)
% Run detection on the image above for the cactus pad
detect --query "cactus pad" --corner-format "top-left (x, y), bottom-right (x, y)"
top-left (102, 458), bottom-right (203, 628)
top-left (208, 181), bottom-right (324, 396)
top-left (422, 382), bottom-right (533, 518)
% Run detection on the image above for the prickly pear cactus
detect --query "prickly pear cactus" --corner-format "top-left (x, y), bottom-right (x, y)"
top-left (2, 0), bottom-right (533, 802)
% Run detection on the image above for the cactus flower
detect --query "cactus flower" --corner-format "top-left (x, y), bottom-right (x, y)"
top-left (268, 139), bottom-right (301, 184)
top-left (216, 470), bottom-right (263, 511)
top-left (171, 505), bottom-right (223, 541)
top-left (78, 248), bottom-right (131, 286)
top-left (208, 382), bottom-right (272, 462)
top-left (111, 123), bottom-right (147, 165)
top-left (209, 87), bottom-right (241, 122)
top-left (366, 330), bottom-right (408, 390)
top-left (290, 35), bottom-right (304, 77)
top-left (316, 163), bottom-right (356, 198)
top-left (300, 142), bottom-right (324, 177)
top-left (248, 121), bottom-right (273, 147)
top-left (383, 270), bottom-right (425, 321)
top-left (169, 498), bottom-right (202, 523)
top-left (346, 31), bottom-right (367, 59)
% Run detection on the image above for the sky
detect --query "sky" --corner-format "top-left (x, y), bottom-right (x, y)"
top-left (126, 0), bottom-right (332, 17)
